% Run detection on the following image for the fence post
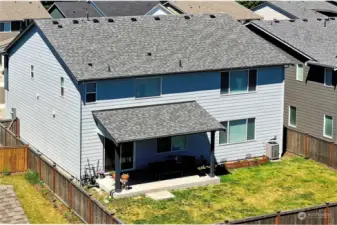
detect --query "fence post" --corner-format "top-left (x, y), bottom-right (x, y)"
top-left (39, 158), bottom-right (42, 180)
top-left (68, 181), bottom-right (73, 208)
top-left (275, 211), bottom-right (281, 225)
top-left (24, 147), bottom-right (27, 170)
top-left (4, 128), bottom-right (7, 146)
top-left (88, 195), bottom-right (93, 224)
top-left (330, 143), bottom-right (334, 168)
top-left (305, 133), bottom-right (309, 158)
top-left (53, 167), bottom-right (56, 193)
top-left (325, 202), bottom-right (329, 225)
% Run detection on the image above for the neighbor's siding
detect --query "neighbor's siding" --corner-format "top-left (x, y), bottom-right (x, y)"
top-left (6, 27), bottom-right (81, 178)
top-left (81, 67), bottom-right (284, 172)
top-left (284, 58), bottom-right (337, 143)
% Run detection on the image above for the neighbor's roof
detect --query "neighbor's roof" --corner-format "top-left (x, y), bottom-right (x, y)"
top-left (173, 1), bottom-right (262, 20)
top-left (257, 1), bottom-right (337, 19)
top-left (49, 1), bottom-right (102, 18)
top-left (0, 185), bottom-right (29, 224)
top-left (92, 1), bottom-right (160, 16)
top-left (0, 1), bottom-right (50, 21)
top-left (26, 14), bottom-right (290, 81)
top-left (0, 34), bottom-right (17, 53)
top-left (252, 18), bottom-right (337, 68)
top-left (93, 101), bottom-right (224, 143)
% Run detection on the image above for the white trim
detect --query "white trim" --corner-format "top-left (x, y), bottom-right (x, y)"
top-left (324, 68), bottom-right (333, 87)
top-left (296, 64), bottom-right (304, 81)
top-left (288, 106), bottom-right (296, 128)
top-left (323, 114), bottom-right (333, 139)
top-left (134, 76), bottom-right (162, 99)
top-left (85, 82), bottom-right (97, 103)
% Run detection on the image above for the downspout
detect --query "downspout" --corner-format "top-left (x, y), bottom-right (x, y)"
top-left (79, 82), bottom-right (83, 181)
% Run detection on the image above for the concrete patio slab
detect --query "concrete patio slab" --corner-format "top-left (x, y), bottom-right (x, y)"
top-left (146, 191), bottom-right (175, 200)
top-left (113, 175), bottom-right (220, 198)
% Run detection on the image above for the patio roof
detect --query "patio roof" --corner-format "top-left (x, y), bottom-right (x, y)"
top-left (93, 101), bottom-right (224, 144)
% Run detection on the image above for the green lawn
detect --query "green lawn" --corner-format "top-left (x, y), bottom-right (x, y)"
top-left (90, 156), bottom-right (337, 224)
top-left (0, 175), bottom-right (69, 224)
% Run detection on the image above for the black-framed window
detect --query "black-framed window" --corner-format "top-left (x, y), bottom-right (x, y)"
top-left (157, 135), bottom-right (187, 153)
top-left (221, 69), bottom-right (257, 94)
top-left (86, 82), bottom-right (96, 103)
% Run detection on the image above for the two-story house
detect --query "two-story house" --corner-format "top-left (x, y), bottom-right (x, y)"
top-left (0, 1), bottom-right (50, 118)
top-left (248, 18), bottom-right (337, 144)
top-left (5, 14), bottom-right (290, 192)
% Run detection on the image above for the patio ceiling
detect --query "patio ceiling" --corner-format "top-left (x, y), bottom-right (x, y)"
top-left (93, 101), bottom-right (224, 144)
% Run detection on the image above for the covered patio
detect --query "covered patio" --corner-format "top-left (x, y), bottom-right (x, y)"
top-left (93, 101), bottom-right (224, 196)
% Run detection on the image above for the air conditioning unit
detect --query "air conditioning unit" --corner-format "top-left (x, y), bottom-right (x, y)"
top-left (266, 142), bottom-right (279, 160)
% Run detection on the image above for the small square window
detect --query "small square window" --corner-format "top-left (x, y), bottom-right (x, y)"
top-left (289, 106), bottom-right (296, 127)
top-left (325, 68), bottom-right (333, 87)
top-left (30, 65), bottom-right (34, 78)
top-left (86, 82), bottom-right (96, 103)
top-left (296, 64), bottom-right (304, 81)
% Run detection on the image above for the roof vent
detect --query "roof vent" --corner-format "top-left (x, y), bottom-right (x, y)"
top-left (147, 52), bottom-right (152, 56)
top-left (131, 17), bottom-right (137, 22)
top-left (302, 18), bottom-right (308, 22)
top-left (289, 19), bottom-right (295, 22)
top-left (108, 18), bottom-right (114, 23)
top-left (73, 20), bottom-right (79, 24)
top-left (184, 15), bottom-right (190, 20)
top-left (317, 18), bottom-right (322, 21)
top-left (52, 20), bottom-right (59, 25)
top-left (57, 24), bottom-right (63, 28)
top-left (210, 14), bottom-right (216, 18)
top-left (179, 59), bottom-right (182, 67)
top-left (330, 17), bottom-right (335, 20)
top-left (108, 65), bottom-right (111, 72)
top-left (93, 19), bottom-right (99, 23)
top-left (274, 19), bottom-right (280, 23)
top-left (88, 63), bottom-right (93, 67)
top-left (154, 16), bottom-right (160, 21)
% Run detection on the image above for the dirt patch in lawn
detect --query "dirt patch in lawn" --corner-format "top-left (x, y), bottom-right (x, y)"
top-left (90, 156), bottom-right (337, 224)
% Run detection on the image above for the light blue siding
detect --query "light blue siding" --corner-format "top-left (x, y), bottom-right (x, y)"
top-left (81, 66), bottom-right (285, 173)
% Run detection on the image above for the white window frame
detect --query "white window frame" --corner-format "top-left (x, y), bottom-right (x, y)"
top-left (0, 22), bottom-right (11, 33)
top-left (221, 69), bottom-right (258, 95)
top-left (135, 76), bottom-right (162, 99)
top-left (219, 118), bottom-right (256, 145)
top-left (324, 68), bottom-right (333, 87)
top-left (156, 135), bottom-right (187, 154)
top-left (288, 106), bottom-right (297, 128)
top-left (85, 82), bottom-right (97, 103)
top-left (324, 114), bottom-right (333, 139)
top-left (296, 64), bottom-right (304, 81)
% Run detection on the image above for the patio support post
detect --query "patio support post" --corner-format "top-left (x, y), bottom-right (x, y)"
top-left (115, 144), bottom-right (122, 193)
top-left (210, 131), bottom-right (215, 177)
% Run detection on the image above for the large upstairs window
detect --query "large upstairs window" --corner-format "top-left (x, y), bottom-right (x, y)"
top-left (221, 69), bottom-right (257, 94)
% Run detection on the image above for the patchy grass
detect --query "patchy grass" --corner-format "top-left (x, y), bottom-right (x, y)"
top-left (90, 156), bottom-right (337, 224)
top-left (0, 174), bottom-right (69, 224)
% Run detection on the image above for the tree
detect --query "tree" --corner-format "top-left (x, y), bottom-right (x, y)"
top-left (237, 1), bottom-right (263, 9)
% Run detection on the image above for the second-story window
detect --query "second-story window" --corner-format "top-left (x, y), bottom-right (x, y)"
top-left (135, 77), bottom-right (161, 98)
top-left (86, 82), bottom-right (96, 103)
top-left (0, 22), bottom-right (11, 32)
top-left (325, 68), bottom-right (333, 87)
top-left (221, 69), bottom-right (257, 94)
top-left (60, 77), bottom-right (64, 96)
top-left (30, 65), bottom-right (34, 78)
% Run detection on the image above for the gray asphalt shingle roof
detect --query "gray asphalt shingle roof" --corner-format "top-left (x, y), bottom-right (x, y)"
top-left (92, 1), bottom-right (160, 16)
top-left (51, 2), bottom-right (101, 18)
top-left (93, 101), bottom-right (224, 143)
top-left (32, 14), bottom-right (290, 81)
top-left (263, 1), bottom-right (337, 19)
top-left (252, 18), bottom-right (337, 67)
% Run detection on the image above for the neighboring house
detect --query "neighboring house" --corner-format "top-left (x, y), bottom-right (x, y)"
top-left (253, 1), bottom-right (337, 20)
top-left (0, 1), bottom-right (50, 119)
top-left (173, 1), bottom-right (262, 22)
top-left (48, 1), bottom-right (182, 18)
top-left (5, 14), bottom-right (289, 187)
top-left (248, 18), bottom-right (337, 144)
top-left (0, 185), bottom-right (29, 224)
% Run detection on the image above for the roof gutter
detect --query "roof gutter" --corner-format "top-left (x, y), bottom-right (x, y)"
top-left (247, 22), bottom-right (315, 61)
top-left (305, 60), bottom-right (336, 70)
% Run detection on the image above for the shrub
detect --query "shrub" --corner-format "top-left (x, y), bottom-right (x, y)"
top-left (24, 170), bottom-right (40, 184)
top-left (2, 167), bottom-right (10, 176)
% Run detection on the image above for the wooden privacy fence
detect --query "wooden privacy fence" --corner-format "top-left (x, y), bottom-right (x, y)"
top-left (285, 128), bottom-right (337, 168)
top-left (0, 122), bottom-right (122, 224)
top-left (0, 146), bottom-right (28, 173)
top-left (224, 202), bottom-right (337, 224)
